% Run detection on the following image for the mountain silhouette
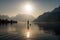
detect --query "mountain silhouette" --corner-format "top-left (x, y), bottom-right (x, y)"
top-left (0, 15), bottom-right (9, 20)
top-left (34, 6), bottom-right (60, 22)
top-left (11, 14), bottom-right (35, 21)
top-left (34, 6), bottom-right (60, 35)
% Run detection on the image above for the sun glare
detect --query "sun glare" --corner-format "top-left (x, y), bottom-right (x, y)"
top-left (22, 3), bottom-right (33, 15)
top-left (25, 4), bottom-right (32, 11)
top-left (24, 4), bottom-right (32, 12)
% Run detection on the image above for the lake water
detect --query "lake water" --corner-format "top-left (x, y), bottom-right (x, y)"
top-left (0, 22), bottom-right (60, 40)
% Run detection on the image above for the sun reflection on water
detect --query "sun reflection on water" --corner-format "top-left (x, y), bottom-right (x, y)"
top-left (18, 22), bottom-right (41, 39)
top-left (27, 31), bottom-right (30, 38)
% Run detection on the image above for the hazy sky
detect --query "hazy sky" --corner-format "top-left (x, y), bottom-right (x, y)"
top-left (0, 0), bottom-right (60, 18)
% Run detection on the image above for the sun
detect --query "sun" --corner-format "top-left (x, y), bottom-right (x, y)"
top-left (21, 3), bottom-right (33, 15)
top-left (23, 4), bottom-right (33, 15)
top-left (24, 4), bottom-right (33, 13)
top-left (25, 4), bottom-right (32, 11)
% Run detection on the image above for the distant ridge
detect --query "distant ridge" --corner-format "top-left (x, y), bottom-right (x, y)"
top-left (11, 14), bottom-right (35, 21)
top-left (34, 6), bottom-right (60, 22)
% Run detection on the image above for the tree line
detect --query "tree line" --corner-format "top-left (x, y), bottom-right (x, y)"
top-left (0, 19), bottom-right (17, 24)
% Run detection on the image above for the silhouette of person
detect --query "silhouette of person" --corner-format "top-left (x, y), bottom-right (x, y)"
top-left (27, 20), bottom-right (29, 30)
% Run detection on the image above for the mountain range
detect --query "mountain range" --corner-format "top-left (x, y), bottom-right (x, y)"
top-left (34, 6), bottom-right (60, 22)
top-left (0, 14), bottom-right (35, 22)
top-left (11, 14), bottom-right (35, 21)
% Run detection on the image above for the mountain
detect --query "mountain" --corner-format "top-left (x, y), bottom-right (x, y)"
top-left (34, 6), bottom-right (60, 22)
top-left (0, 15), bottom-right (10, 20)
top-left (52, 6), bottom-right (60, 12)
top-left (11, 14), bottom-right (35, 21)
top-left (34, 6), bottom-right (60, 35)
top-left (0, 14), bottom-right (35, 22)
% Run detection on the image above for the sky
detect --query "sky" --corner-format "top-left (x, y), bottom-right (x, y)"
top-left (0, 0), bottom-right (60, 18)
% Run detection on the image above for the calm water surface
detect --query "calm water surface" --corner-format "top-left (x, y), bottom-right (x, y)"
top-left (0, 22), bottom-right (59, 40)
